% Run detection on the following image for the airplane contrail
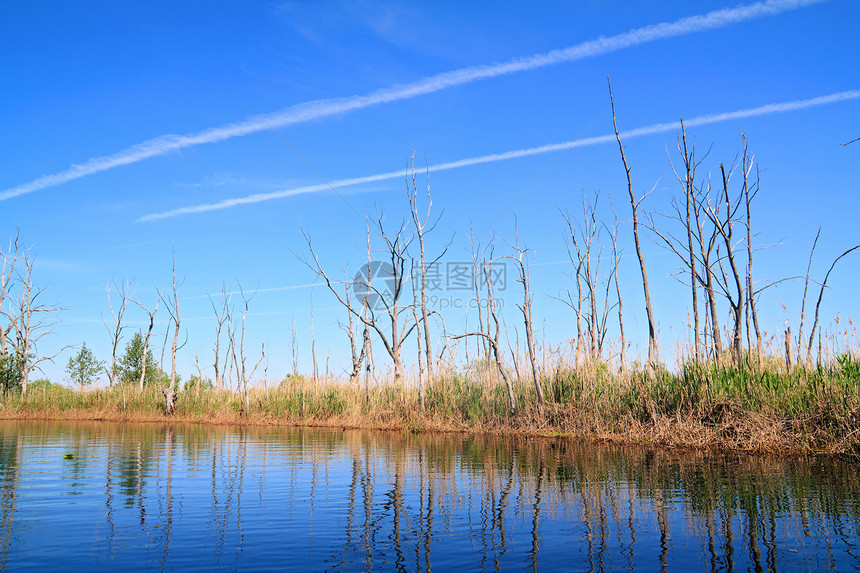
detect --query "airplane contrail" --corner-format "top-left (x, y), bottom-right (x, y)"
top-left (1, 0), bottom-right (826, 202)
top-left (138, 89), bottom-right (860, 222)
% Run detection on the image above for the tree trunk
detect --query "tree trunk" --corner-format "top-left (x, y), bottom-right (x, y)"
top-left (742, 145), bottom-right (761, 366)
top-left (611, 216), bottom-right (626, 372)
top-left (20, 362), bottom-right (29, 397)
top-left (411, 275), bottom-right (425, 411)
top-left (8, 254), bottom-right (66, 397)
top-left (680, 123), bottom-right (701, 363)
top-left (105, 278), bottom-right (133, 388)
top-left (524, 302), bottom-right (541, 407)
top-left (719, 165), bottom-right (745, 366)
top-left (513, 241), bottom-right (544, 411)
top-left (139, 300), bottom-right (157, 392)
top-left (694, 196), bottom-right (723, 363)
top-left (0, 232), bottom-right (20, 366)
top-left (393, 351), bottom-right (404, 385)
top-left (609, 80), bottom-right (658, 365)
top-left (160, 250), bottom-right (182, 415)
top-left (211, 286), bottom-right (228, 390)
top-left (162, 387), bottom-right (177, 415)
top-left (486, 260), bottom-right (516, 415)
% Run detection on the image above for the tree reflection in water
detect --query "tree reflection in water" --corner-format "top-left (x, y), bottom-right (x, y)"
top-left (0, 421), bottom-right (857, 571)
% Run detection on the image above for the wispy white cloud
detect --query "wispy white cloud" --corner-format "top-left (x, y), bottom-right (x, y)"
top-left (1, 0), bottom-right (825, 202)
top-left (138, 89), bottom-right (860, 222)
top-left (139, 171), bottom-right (408, 221)
top-left (175, 172), bottom-right (305, 189)
top-left (185, 282), bottom-right (320, 300)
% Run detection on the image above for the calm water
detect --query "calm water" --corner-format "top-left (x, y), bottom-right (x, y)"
top-left (0, 422), bottom-right (857, 571)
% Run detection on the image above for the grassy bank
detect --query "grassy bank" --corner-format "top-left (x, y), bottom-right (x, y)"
top-left (2, 354), bottom-right (859, 456)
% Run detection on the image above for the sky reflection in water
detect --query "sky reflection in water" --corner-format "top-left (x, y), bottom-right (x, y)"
top-left (0, 421), bottom-right (857, 572)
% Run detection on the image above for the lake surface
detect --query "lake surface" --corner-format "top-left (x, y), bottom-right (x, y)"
top-left (0, 421), bottom-right (857, 572)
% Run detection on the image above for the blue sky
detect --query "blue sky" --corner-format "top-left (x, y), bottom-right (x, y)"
top-left (2, 0), bottom-right (858, 385)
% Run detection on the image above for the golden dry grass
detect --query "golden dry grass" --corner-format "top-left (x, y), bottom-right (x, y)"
top-left (3, 356), bottom-right (859, 457)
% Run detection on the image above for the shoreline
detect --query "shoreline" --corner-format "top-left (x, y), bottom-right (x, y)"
top-left (1, 403), bottom-right (854, 458)
top-left (5, 359), bottom-right (858, 458)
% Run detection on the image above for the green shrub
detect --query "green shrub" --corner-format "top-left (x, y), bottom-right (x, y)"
top-left (0, 353), bottom-right (23, 392)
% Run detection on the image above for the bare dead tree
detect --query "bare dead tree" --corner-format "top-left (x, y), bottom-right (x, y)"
top-left (675, 140), bottom-right (758, 368)
top-left (410, 265), bottom-right (426, 410)
top-left (228, 282), bottom-right (264, 414)
top-left (363, 222), bottom-right (374, 398)
top-left (581, 202), bottom-right (601, 362)
top-left (0, 233), bottom-right (21, 366)
top-left (709, 163), bottom-right (747, 365)
top-left (158, 251), bottom-right (184, 414)
top-left (698, 148), bottom-right (782, 369)
top-left (508, 227), bottom-right (544, 410)
top-left (407, 151), bottom-right (449, 385)
top-left (287, 313), bottom-right (303, 411)
top-left (484, 254), bottom-right (516, 414)
top-left (362, 318), bottom-right (372, 397)
top-left (300, 212), bottom-right (417, 385)
top-left (591, 221), bottom-right (621, 368)
top-left (741, 139), bottom-right (762, 364)
top-left (797, 229), bottom-right (821, 360)
top-left (807, 244), bottom-right (860, 363)
top-left (251, 343), bottom-right (265, 398)
top-left (223, 320), bottom-right (234, 392)
top-left (209, 284), bottom-right (229, 390)
top-left (649, 122), bottom-right (740, 365)
top-left (609, 78), bottom-right (658, 365)
top-left (467, 221), bottom-right (490, 365)
top-left (694, 178), bottom-right (724, 362)
top-left (290, 317), bottom-right (299, 376)
top-left (365, 212), bottom-right (418, 386)
top-left (504, 314), bottom-right (522, 383)
top-left (325, 350), bottom-right (330, 382)
top-left (363, 213), bottom-right (418, 385)
top-left (558, 192), bottom-right (617, 367)
top-left (5, 253), bottom-right (68, 395)
top-left (340, 269), bottom-right (367, 386)
top-left (653, 137), bottom-right (767, 367)
top-left (461, 234), bottom-right (490, 373)
top-left (608, 200), bottom-right (626, 371)
top-left (159, 312), bottom-right (170, 381)
top-left (103, 277), bottom-right (134, 387)
top-left (559, 206), bottom-right (586, 370)
top-left (193, 352), bottom-right (203, 398)
top-left (134, 297), bottom-right (159, 392)
top-left (663, 121), bottom-right (704, 362)
top-left (225, 303), bottom-right (239, 398)
top-left (681, 125), bottom-right (702, 363)
top-left (451, 246), bottom-right (517, 415)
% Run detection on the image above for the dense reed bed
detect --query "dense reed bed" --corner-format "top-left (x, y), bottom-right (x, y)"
top-left (3, 350), bottom-right (858, 456)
